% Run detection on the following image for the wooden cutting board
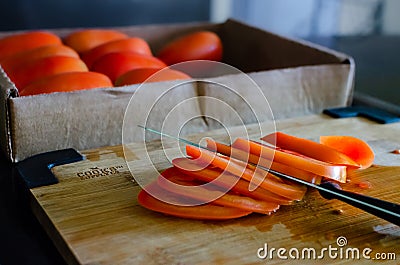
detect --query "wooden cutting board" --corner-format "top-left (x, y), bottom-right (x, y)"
top-left (28, 115), bottom-right (400, 265)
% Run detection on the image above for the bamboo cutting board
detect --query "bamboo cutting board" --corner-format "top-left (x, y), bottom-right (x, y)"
top-left (28, 115), bottom-right (400, 265)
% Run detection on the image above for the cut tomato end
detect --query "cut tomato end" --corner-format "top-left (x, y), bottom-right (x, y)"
top-left (320, 136), bottom-right (375, 169)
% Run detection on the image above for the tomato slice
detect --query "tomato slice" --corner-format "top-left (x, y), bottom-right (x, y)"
top-left (158, 167), bottom-right (280, 214)
top-left (261, 132), bottom-right (360, 168)
top-left (172, 157), bottom-right (294, 205)
top-left (186, 145), bottom-right (307, 200)
top-left (231, 138), bottom-right (347, 183)
top-left (206, 139), bottom-right (322, 185)
top-left (138, 181), bottom-right (252, 220)
top-left (320, 136), bottom-right (375, 169)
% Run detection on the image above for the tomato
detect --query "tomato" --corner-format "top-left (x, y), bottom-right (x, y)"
top-left (185, 145), bottom-right (307, 200)
top-left (91, 52), bottom-right (167, 83)
top-left (19, 72), bottom-right (112, 96)
top-left (320, 136), bottom-right (374, 169)
top-left (0, 31), bottom-right (62, 61)
top-left (82, 37), bottom-right (153, 68)
top-left (172, 157), bottom-right (294, 205)
top-left (261, 132), bottom-right (360, 168)
top-left (138, 181), bottom-right (252, 220)
top-left (63, 29), bottom-right (128, 54)
top-left (6, 56), bottom-right (88, 89)
top-left (232, 138), bottom-right (347, 183)
top-left (206, 139), bottom-right (322, 184)
top-left (157, 31), bottom-right (223, 65)
top-left (114, 67), bottom-right (191, 86)
top-left (158, 167), bottom-right (280, 214)
top-left (0, 44), bottom-right (79, 74)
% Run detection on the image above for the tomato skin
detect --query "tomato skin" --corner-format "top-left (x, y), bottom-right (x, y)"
top-left (1, 44), bottom-right (79, 74)
top-left (64, 29), bottom-right (128, 54)
top-left (20, 72), bottom-right (112, 96)
top-left (157, 31), bottom-right (223, 65)
top-left (261, 132), bottom-right (360, 168)
top-left (6, 56), bottom-right (88, 89)
top-left (115, 67), bottom-right (190, 86)
top-left (82, 37), bottom-right (153, 68)
top-left (138, 181), bottom-right (252, 220)
top-left (0, 31), bottom-right (62, 61)
top-left (91, 52), bottom-right (167, 83)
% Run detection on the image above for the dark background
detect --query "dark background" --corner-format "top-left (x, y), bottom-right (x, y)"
top-left (0, 0), bottom-right (210, 31)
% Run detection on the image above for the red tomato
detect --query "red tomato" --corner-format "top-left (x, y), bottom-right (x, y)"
top-left (115, 67), bottom-right (190, 86)
top-left (157, 31), bottom-right (223, 65)
top-left (6, 56), bottom-right (88, 89)
top-left (91, 52), bottom-right (167, 83)
top-left (0, 44), bottom-right (79, 74)
top-left (0, 31), bottom-right (62, 61)
top-left (63, 29), bottom-right (128, 54)
top-left (82, 37), bottom-right (153, 68)
top-left (20, 72), bottom-right (112, 96)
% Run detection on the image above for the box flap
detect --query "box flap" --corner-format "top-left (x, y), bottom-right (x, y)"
top-left (220, 19), bottom-right (351, 72)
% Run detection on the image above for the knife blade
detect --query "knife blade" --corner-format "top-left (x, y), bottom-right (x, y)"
top-left (139, 125), bottom-right (400, 226)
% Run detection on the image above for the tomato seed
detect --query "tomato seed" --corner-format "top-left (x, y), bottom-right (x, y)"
top-left (357, 181), bottom-right (372, 189)
top-left (391, 149), bottom-right (400, 154)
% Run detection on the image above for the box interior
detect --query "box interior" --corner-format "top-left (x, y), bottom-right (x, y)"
top-left (0, 19), bottom-right (354, 162)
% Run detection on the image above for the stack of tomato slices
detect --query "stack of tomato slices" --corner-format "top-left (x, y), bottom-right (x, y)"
top-left (138, 132), bottom-right (374, 220)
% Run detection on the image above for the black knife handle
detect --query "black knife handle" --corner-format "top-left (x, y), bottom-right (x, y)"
top-left (319, 182), bottom-right (400, 226)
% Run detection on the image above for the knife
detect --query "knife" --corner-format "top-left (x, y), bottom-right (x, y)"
top-left (139, 125), bottom-right (400, 226)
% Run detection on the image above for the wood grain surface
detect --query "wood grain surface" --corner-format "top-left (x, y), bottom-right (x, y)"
top-left (29, 115), bottom-right (400, 265)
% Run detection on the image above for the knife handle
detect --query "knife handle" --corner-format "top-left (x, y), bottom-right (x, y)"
top-left (318, 182), bottom-right (400, 226)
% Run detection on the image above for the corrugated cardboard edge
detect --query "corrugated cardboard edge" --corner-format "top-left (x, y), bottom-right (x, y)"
top-left (0, 68), bottom-right (18, 160)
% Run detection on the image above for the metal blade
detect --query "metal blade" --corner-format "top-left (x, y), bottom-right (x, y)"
top-left (139, 125), bottom-right (318, 187)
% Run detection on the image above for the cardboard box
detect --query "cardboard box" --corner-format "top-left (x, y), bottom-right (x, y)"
top-left (0, 19), bottom-right (354, 162)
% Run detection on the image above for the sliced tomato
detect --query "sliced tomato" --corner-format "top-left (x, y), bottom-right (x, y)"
top-left (206, 139), bottom-right (322, 185)
top-left (186, 145), bottom-right (307, 200)
top-left (172, 157), bottom-right (294, 205)
top-left (138, 181), bottom-right (252, 220)
top-left (157, 167), bottom-right (280, 214)
top-left (261, 132), bottom-right (360, 168)
top-left (231, 138), bottom-right (347, 183)
top-left (320, 136), bottom-right (374, 169)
